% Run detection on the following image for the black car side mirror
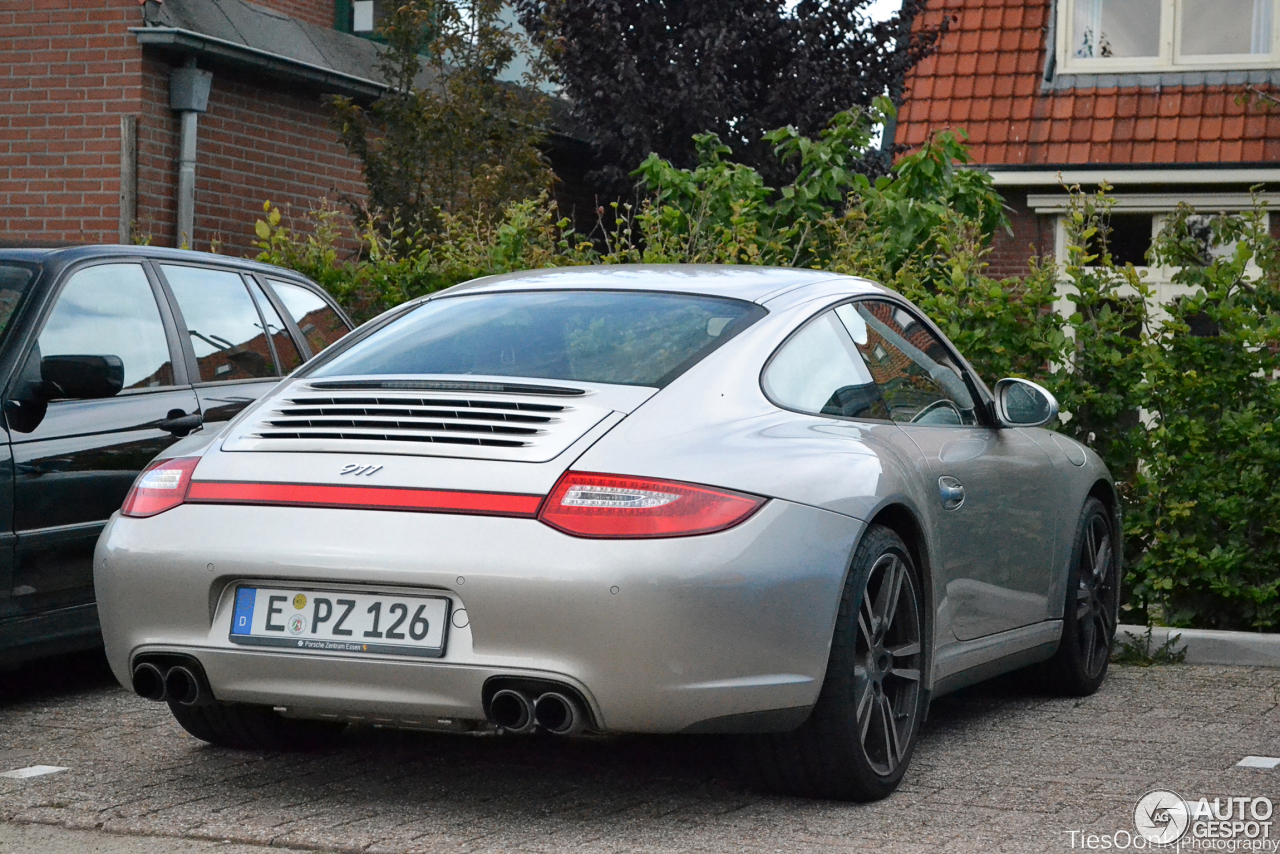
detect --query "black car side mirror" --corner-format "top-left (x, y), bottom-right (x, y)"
top-left (40, 354), bottom-right (125, 400)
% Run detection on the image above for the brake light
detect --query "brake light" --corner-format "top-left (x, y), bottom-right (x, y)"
top-left (121, 457), bottom-right (200, 518)
top-left (538, 472), bottom-right (765, 538)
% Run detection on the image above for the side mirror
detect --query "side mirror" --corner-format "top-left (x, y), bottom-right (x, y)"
top-left (40, 355), bottom-right (125, 400)
top-left (993, 377), bottom-right (1058, 428)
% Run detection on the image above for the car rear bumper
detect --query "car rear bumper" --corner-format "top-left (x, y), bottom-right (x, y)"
top-left (95, 499), bottom-right (861, 733)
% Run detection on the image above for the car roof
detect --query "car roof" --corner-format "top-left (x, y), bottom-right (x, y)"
top-left (0, 244), bottom-right (316, 281)
top-left (437, 264), bottom-right (884, 305)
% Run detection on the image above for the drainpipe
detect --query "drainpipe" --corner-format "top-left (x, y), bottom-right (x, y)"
top-left (169, 58), bottom-right (212, 248)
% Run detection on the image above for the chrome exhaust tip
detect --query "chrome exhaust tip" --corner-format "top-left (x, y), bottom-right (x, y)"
top-left (533, 691), bottom-right (586, 736)
top-left (131, 662), bottom-right (167, 701)
top-left (488, 688), bottom-right (536, 733)
top-left (163, 665), bottom-right (202, 706)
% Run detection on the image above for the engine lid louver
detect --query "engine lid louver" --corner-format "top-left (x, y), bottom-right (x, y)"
top-left (220, 382), bottom-right (617, 463)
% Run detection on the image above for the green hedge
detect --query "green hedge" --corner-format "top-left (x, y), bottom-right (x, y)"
top-left (252, 108), bottom-right (1280, 632)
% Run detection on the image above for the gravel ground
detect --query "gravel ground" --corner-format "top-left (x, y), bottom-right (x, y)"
top-left (0, 651), bottom-right (1277, 853)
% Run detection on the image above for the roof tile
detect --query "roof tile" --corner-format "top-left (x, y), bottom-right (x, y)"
top-left (1152, 141), bottom-right (1178, 162)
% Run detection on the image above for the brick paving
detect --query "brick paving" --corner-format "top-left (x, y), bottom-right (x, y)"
top-left (0, 651), bottom-right (1277, 853)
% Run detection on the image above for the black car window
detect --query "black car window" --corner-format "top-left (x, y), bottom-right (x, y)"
top-left (162, 265), bottom-right (278, 382)
top-left (268, 279), bottom-right (350, 354)
top-left (0, 262), bottom-right (35, 343)
top-left (763, 310), bottom-right (890, 420)
top-left (839, 300), bottom-right (977, 426)
top-left (37, 263), bottom-right (174, 389)
top-left (309, 290), bottom-right (764, 388)
top-left (247, 278), bottom-right (302, 373)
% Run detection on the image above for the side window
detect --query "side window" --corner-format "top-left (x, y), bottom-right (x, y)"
top-left (37, 264), bottom-right (174, 390)
top-left (246, 278), bottom-right (302, 373)
top-left (839, 300), bottom-right (977, 426)
top-left (268, 279), bottom-right (351, 355)
top-left (162, 265), bottom-right (278, 382)
top-left (762, 310), bottom-right (890, 420)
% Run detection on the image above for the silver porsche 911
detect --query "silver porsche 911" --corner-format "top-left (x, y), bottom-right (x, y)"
top-left (95, 265), bottom-right (1119, 801)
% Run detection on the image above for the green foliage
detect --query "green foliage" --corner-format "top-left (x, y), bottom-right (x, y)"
top-left (329, 0), bottom-right (552, 250)
top-left (252, 112), bottom-right (1280, 632)
top-left (253, 196), bottom-right (593, 323)
top-left (1126, 203), bottom-right (1280, 630)
top-left (1111, 626), bottom-right (1187, 666)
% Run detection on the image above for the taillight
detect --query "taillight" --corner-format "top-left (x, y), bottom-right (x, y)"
top-left (121, 457), bottom-right (200, 518)
top-left (538, 472), bottom-right (765, 539)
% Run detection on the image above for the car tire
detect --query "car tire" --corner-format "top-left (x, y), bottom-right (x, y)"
top-left (740, 524), bottom-right (927, 801)
top-left (1038, 497), bottom-right (1119, 696)
top-left (167, 701), bottom-right (342, 751)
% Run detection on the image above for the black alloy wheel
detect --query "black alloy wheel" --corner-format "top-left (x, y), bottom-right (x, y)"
top-left (1040, 497), bottom-right (1118, 696)
top-left (854, 549), bottom-right (924, 778)
top-left (741, 525), bottom-right (926, 801)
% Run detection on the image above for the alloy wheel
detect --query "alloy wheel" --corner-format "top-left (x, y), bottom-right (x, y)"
top-left (1074, 511), bottom-right (1116, 679)
top-left (853, 552), bottom-right (923, 777)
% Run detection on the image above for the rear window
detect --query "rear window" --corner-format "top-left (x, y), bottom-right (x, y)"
top-left (0, 262), bottom-right (36, 344)
top-left (309, 290), bottom-right (765, 387)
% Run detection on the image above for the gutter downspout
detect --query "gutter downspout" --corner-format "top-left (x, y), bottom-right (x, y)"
top-left (169, 58), bottom-right (212, 248)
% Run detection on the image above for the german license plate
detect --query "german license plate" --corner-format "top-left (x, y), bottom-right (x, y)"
top-left (229, 586), bottom-right (449, 658)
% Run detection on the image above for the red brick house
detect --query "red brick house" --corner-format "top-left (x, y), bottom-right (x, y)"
top-left (0, 0), bottom-right (411, 253)
top-left (895, 0), bottom-right (1280, 284)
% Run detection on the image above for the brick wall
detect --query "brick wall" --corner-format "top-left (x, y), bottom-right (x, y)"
top-left (986, 191), bottom-right (1054, 279)
top-left (0, 0), bottom-right (142, 244)
top-left (252, 0), bottom-right (335, 30)
top-left (136, 57), bottom-right (367, 254)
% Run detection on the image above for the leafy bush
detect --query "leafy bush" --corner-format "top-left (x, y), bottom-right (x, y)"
top-left (1127, 204), bottom-right (1280, 630)
top-left (251, 116), bottom-right (1280, 632)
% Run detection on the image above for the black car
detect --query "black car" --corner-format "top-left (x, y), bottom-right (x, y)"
top-left (0, 245), bottom-right (353, 665)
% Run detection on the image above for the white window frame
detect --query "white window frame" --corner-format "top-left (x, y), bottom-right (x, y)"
top-left (1038, 194), bottom-right (1272, 324)
top-left (1058, 0), bottom-right (1280, 73)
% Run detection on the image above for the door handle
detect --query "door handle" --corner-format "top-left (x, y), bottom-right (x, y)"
top-left (15, 457), bottom-right (73, 476)
top-left (938, 476), bottom-right (965, 511)
top-left (156, 410), bottom-right (203, 437)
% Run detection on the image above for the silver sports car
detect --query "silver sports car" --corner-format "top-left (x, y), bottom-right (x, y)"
top-left (95, 265), bottom-right (1119, 801)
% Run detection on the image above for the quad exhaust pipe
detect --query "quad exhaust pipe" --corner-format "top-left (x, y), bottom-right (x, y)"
top-left (131, 662), bottom-right (167, 701)
top-left (486, 687), bottom-right (587, 735)
top-left (533, 691), bottom-right (586, 736)
top-left (488, 689), bottom-right (537, 734)
top-left (130, 659), bottom-right (211, 706)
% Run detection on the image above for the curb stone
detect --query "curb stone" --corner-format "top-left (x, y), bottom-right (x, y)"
top-left (1117, 623), bottom-right (1280, 667)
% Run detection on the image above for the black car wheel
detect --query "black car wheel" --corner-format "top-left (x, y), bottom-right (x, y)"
top-left (742, 524), bottom-right (926, 801)
top-left (1040, 496), bottom-right (1118, 696)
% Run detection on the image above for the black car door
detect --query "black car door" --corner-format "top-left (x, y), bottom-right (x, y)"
top-left (0, 261), bottom-right (34, 625)
top-left (155, 263), bottom-right (304, 425)
top-left (8, 261), bottom-right (199, 617)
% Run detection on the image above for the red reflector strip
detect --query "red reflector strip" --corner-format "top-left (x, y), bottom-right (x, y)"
top-left (186, 481), bottom-right (542, 517)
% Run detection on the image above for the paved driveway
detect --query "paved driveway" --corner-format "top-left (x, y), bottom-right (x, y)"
top-left (1, 652), bottom-right (1276, 853)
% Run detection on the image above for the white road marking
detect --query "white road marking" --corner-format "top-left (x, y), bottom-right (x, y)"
top-left (0, 765), bottom-right (68, 779)
top-left (1236, 756), bottom-right (1280, 769)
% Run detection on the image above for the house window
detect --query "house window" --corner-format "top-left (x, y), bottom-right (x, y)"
top-left (1049, 201), bottom-right (1268, 326)
top-left (1061, 0), bottom-right (1278, 70)
top-left (335, 0), bottom-right (391, 35)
